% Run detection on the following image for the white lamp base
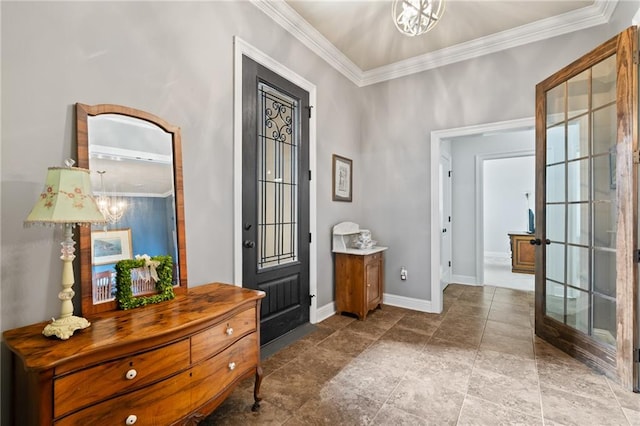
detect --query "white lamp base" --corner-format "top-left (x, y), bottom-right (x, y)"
top-left (42, 315), bottom-right (91, 340)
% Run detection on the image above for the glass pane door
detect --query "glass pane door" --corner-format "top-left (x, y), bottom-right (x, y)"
top-left (535, 27), bottom-right (638, 390)
top-left (544, 55), bottom-right (617, 346)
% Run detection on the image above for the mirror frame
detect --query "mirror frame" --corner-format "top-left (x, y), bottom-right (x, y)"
top-left (76, 103), bottom-right (188, 315)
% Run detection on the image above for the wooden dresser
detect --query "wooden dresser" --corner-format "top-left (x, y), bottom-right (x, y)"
top-left (334, 247), bottom-right (386, 320)
top-left (508, 233), bottom-right (535, 274)
top-left (3, 283), bottom-right (265, 426)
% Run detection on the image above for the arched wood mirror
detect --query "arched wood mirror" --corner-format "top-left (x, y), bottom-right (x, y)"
top-left (76, 103), bottom-right (187, 315)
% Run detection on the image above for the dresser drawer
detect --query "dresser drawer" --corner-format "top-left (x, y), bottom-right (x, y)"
top-left (54, 339), bottom-right (190, 418)
top-left (191, 307), bottom-right (256, 363)
top-left (54, 369), bottom-right (192, 426)
top-left (191, 332), bottom-right (258, 410)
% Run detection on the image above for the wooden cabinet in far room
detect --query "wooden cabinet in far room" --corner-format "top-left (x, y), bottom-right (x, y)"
top-left (508, 233), bottom-right (535, 274)
top-left (335, 249), bottom-right (386, 320)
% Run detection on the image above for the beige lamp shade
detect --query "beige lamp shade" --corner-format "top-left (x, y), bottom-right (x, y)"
top-left (25, 166), bottom-right (107, 225)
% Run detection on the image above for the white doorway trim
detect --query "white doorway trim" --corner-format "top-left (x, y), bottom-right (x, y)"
top-left (233, 36), bottom-right (318, 323)
top-left (475, 150), bottom-right (535, 286)
top-left (430, 117), bottom-right (534, 313)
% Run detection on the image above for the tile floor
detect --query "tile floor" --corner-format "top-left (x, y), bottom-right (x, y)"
top-left (202, 284), bottom-right (640, 425)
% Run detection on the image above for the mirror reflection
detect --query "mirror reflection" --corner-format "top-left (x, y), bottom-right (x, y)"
top-left (77, 103), bottom-right (187, 315)
top-left (88, 114), bottom-right (178, 304)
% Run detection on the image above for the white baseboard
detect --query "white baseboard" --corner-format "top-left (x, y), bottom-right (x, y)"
top-left (484, 251), bottom-right (510, 259)
top-left (484, 251), bottom-right (511, 266)
top-left (315, 294), bottom-right (439, 321)
top-left (491, 279), bottom-right (534, 292)
top-left (383, 293), bottom-right (436, 313)
top-left (451, 274), bottom-right (479, 286)
top-left (315, 301), bottom-right (336, 323)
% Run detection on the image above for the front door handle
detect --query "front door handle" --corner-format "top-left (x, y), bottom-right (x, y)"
top-left (243, 240), bottom-right (256, 248)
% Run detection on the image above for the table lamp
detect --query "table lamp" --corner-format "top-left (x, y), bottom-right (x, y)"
top-left (25, 159), bottom-right (107, 339)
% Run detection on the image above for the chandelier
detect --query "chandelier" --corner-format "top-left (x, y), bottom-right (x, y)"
top-left (95, 170), bottom-right (127, 223)
top-left (392, 0), bottom-right (445, 37)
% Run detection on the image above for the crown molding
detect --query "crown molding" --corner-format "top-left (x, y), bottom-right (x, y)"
top-left (251, 0), bottom-right (618, 87)
top-left (362, 0), bottom-right (617, 85)
top-left (249, 0), bottom-right (362, 86)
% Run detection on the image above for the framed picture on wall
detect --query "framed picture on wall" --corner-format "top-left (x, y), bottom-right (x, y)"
top-left (332, 154), bottom-right (352, 202)
top-left (91, 229), bottom-right (133, 265)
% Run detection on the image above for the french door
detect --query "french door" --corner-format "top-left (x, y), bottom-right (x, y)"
top-left (242, 56), bottom-right (310, 346)
top-left (535, 26), bottom-right (638, 390)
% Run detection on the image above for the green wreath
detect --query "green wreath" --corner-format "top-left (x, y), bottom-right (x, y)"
top-left (115, 255), bottom-right (175, 310)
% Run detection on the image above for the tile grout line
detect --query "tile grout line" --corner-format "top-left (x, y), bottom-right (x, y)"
top-left (454, 289), bottom-right (492, 425)
top-left (604, 376), bottom-right (633, 426)
top-left (532, 320), bottom-right (549, 426)
top-left (369, 297), bottom-right (460, 424)
top-left (368, 309), bottom-right (429, 425)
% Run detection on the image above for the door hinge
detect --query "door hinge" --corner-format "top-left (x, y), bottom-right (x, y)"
top-left (306, 105), bottom-right (314, 119)
top-left (634, 250), bottom-right (640, 263)
top-left (448, 261), bottom-right (451, 267)
top-left (634, 50), bottom-right (639, 65)
top-left (309, 294), bottom-right (316, 306)
top-left (309, 232), bottom-right (312, 243)
top-left (448, 170), bottom-right (452, 178)
top-left (309, 170), bottom-right (312, 181)
top-left (634, 348), bottom-right (640, 362)
top-left (634, 150), bottom-right (640, 164)
top-left (448, 216), bottom-right (451, 223)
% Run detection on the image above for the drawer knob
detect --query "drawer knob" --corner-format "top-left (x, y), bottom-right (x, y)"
top-left (228, 361), bottom-right (236, 371)
top-left (125, 369), bottom-right (137, 380)
top-left (125, 414), bottom-right (137, 425)
top-left (226, 326), bottom-right (234, 336)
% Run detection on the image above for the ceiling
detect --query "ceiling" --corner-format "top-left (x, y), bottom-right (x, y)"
top-left (252, 0), bottom-right (619, 86)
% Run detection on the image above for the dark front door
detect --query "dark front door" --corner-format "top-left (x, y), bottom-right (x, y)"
top-left (534, 26), bottom-right (638, 390)
top-left (242, 56), bottom-right (310, 345)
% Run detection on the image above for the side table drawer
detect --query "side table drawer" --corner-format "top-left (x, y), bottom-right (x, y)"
top-left (191, 307), bottom-right (256, 363)
top-left (364, 252), bottom-right (382, 265)
top-left (54, 338), bottom-right (190, 418)
top-left (55, 369), bottom-right (192, 426)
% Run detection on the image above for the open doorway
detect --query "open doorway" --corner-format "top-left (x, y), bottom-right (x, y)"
top-left (430, 118), bottom-right (534, 313)
top-left (482, 155), bottom-right (535, 291)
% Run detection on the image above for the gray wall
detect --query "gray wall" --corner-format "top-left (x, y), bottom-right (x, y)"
top-left (360, 1), bottom-right (638, 300)
top-left (1, 2), bottom-right (364, 419)
top-left (2, 0), bottom-right (639, 419)
top-left (1, 0), bottom-right (364, 329)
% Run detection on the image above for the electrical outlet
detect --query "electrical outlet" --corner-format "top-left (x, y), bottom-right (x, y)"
top-left (400, 267), bottom-right (407, 281)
